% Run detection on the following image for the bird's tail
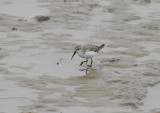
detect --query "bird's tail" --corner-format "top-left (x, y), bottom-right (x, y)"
top-left (98, 44), bottom-right (105, 51)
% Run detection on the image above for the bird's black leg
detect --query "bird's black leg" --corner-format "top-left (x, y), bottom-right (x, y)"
top-left (80, 59), bottom-right (88, 66)
top-left (88, 58), bottom-right (93, 67)
top-left (91, 58), bottom-right (93, 66)
top-left (80, 61), bottom-right (84, 66)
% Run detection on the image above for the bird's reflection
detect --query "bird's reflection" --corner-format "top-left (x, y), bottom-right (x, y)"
top-left (79, 66), bottom-right (91, 74)
top-left (79, 65), bottom-right (94, 74)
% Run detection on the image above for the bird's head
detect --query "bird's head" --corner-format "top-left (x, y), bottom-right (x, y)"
top-left (71, 45), bottom-right (81, 60)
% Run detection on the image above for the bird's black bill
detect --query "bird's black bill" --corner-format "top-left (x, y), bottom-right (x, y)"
top-left (71, 51), bottom-right (76, 60)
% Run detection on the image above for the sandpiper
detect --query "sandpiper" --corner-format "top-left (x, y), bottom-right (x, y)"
top-left (71, 44), bottom-right (105, 67)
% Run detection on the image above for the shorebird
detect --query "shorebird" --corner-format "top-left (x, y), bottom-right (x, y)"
top-left (71, 44), bottom-right (105, 67)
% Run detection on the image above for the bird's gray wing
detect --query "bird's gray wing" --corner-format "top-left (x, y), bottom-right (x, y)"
top-left (89, 45), bottom-right (99, 52)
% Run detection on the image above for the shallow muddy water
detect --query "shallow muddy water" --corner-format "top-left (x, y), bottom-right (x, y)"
top-left (0, 0), bottom-right (160, 113)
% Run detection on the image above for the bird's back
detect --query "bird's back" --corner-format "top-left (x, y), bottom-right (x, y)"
top-left (82, 44), bottom-right (105, 52)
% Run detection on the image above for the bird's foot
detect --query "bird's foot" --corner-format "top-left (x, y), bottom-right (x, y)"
top-left (87, 65), bottom-right (92, 67)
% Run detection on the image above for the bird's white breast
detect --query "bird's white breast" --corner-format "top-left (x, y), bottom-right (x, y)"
top-left (77, 50), bottom-right (97, 59)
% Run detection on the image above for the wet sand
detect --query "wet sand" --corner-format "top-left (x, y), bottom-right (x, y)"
top-left (0, 0), bottom-right (160, 113)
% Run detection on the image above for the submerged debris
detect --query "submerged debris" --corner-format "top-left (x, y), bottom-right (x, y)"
top-left (56, 58), bottom-right (63, 67)
top-left (108, 58), bottom-right (120, 63)
top-left (134, 0), bottom-right (151, 3)
top-left (35, 16), bottom-right (50, 22)
top-left (11, 27), bottom-right (17, 31)
top-left (18, 18), bottom-right (27, 21)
